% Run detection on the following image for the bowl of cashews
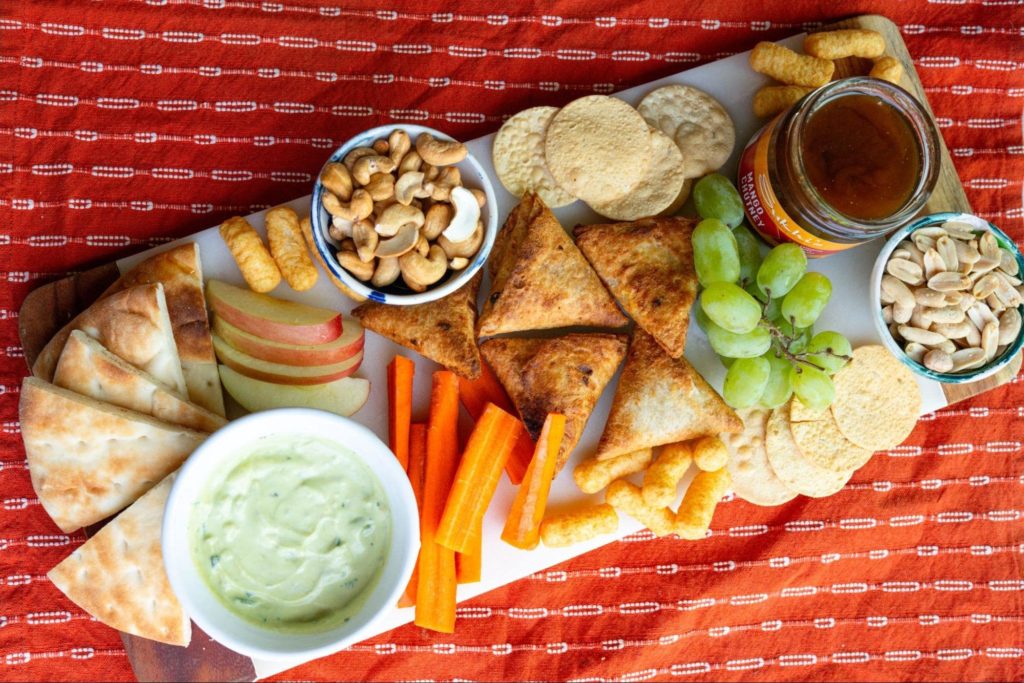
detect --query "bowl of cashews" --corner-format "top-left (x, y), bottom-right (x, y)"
top-left (310, 124), bottom-right (499, 305)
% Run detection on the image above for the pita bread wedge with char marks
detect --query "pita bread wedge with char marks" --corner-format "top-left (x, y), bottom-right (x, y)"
top-left (48, 473), bottom-right (191, 647)
top-left (54, 331), bottom-right (226, 433)
top-left (32, 283), bottom-right (188, 398)
top-left (101, 243), bottom-right (224, 416)
top-left (481, 333), bottom-right (627, 471)
top-left (353, 272), bottom-right (482, 379)
top-left (478, 194), bottom-right (627, 336)
top-left (595, 328), bottom-right (741, 460)
top-left (574, 216), bottom-right (699, 358)
top-left (19, 377), bottom-right (205, 533)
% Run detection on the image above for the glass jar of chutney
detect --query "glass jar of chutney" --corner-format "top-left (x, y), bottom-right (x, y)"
top-left (738, 77), bottom-right (941, 257)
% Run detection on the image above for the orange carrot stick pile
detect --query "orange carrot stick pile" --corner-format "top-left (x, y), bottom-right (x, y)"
top-left (502, 413), bottom-right (566, 550)
top-left (398, 423), bottom-right (427, 608)
top-left (387, 355), bottom-right (415, 471)
top-left (458, 363), bottom-right (535, 485)
top-left (456, 527), bottom-right (482, 584)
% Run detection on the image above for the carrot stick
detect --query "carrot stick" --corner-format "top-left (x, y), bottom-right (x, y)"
top-left (501, 413), bottom-right (566, 550)
top-left (397, 424), bottom-right (427, 608)
top-left (387, 355), bottom-right (415, 471)
top-left (456, 525), bottom-right (482, 584)
top-left (458, 363), bottom-right (535, 485)
top-left (414, 372), bottom-right (460, 633)
top-left (436, 403), bottom-right (520, 553)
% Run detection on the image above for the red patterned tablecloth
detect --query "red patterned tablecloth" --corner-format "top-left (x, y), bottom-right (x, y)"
top-left (1, 1), bottom-right (1022, 681)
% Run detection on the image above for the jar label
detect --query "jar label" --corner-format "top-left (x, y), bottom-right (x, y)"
top-left (738, 118), bottom-right (858, 257)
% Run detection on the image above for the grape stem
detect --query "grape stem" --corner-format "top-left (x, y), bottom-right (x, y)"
top-left (759, 315), bottom-right (852, 370)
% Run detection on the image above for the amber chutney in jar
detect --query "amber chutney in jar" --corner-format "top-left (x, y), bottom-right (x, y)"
top-left (738, 77), bottom-right (941, 257)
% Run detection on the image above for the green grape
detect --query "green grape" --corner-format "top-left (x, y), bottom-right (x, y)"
top-left (759, 352), bottom-right (794, 409)
top-left (745, 279), bottom-right (768, 303)
top-left (781, 272), bottom-right (833, 328)
top-left (773, 317), bottom-right (812, 354)
top-left (692, 219), bottom-right (740, 286)
top-left (789, 364), bottom-right (836, 410)
top-left (732, 224), bottom-right (763, 286)
top-left (705, 319), bottom-right (772, 358)
top-left (756, 243), bottom-right (807, 298)
top-left (761, 290), bottom-right (782, 321)
top-left (694, 173), bottom-right (745, 228)
top-left (694, 302), bottom-right (711, 332)
top-left (719, 354), bottom-right (735, 369)
top-left (701, 283), bottom-right (762, 334)
top-left (805, 331), bottom-right (853, 374)
top-left (723, 356), bottom-right (770, 409)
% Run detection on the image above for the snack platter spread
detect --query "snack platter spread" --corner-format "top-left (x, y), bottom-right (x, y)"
top-left (17, 14), bottom-right (1021, 683)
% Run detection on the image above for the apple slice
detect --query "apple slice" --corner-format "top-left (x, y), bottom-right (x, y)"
top-left (206, 279), bottom-right (342, 345)
top-left (219, 365), bottom-right (370, 417)
top-left (212, 315), bottom-right (364, 366)
top-left (213, 334), bottom-right (362, 385)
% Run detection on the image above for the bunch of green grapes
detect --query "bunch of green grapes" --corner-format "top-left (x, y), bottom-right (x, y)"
top-left (691, 174), bottom-right (852, 411)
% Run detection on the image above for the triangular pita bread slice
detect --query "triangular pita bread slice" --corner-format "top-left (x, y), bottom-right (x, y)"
top-left (48, 473), bottom-right (191, 647)
top-left (478, 194), bottom-right (627, 336)
top-left (102, 243), bottom-right (224, 416)
top-left (353, 272), bottom-right (482, 379)
top-left (574, 216), bottom-right (699, 358)
top-left (481, 333), bottom-right (627, 470)
top-left (54, 331), bottom-right (226, 433)
top-left (32, 284), bottom-right (188, 398)
top-left (594, 328), bottom-right (741, 460)
top-left (19, 377), bottom-right (205, 533)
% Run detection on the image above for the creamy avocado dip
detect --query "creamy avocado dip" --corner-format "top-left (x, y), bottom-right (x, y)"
top-left (189, 435), bottom-right (391, 633)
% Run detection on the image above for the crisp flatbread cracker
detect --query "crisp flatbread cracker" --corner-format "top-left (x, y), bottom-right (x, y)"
top-left (575, 216), bottom-right (699, 358)
top-left (492, 106), bottom-right (576, 208)
top-left (48, 474), bottom-right (191, 647)
top-left (32, 284), bottom-right (188, 398)
top-left (102, 243), bottom-right (224, 416)
top-left (594, 328), bottom-right (741, 460)
top-left (789, 412), bottom-right (874, 473)
top-left (20, 377), bottom-right (205, 533)
top-left (724, 407), bottom-right (798, 506)
top-left (765, 402), bottom-right (853, 498)
top-left (54, 331), bottom-right (226, 433)
top-left (831, 345), bottom-right (921, 451)
top-left (478, 194), bottom-right (627, 336)
top-left (353, 272), bottom-right (483, 379)
top-left (481, 333), bottom-right (627, 471)
top-left (637, 84), bottom-right (735, 178)
top-left (589, 128), bottom-right (688, 221)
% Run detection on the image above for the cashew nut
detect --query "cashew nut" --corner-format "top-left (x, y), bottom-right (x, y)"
top-left (398, 150), bottom-right (422, 175)
top-left (343, 146), bottom-right (376, 169)
top-left (322, 189), bottom-right (373, 221)
top-left (415, 233), bottom-right (430, 256)
top-left (442, 186), bottom-right (480, 242)
top-left (469, 188), bottom-right (487, 208)
top-left (328, 216), bottom-right (353, 241)
top-left (388, 129), bottom-right (411, 166)
top-left (449, 257), bottom-right (470, 270)
top-left (337, 250), bottom-right (374, 281)
top-left (415, 133), bottom-right (468, 166)
top-left (438, 221), bottom-right (483, 259)
top-left (352, 155), bottom-right (397, 185)
top-left (352, 219), bottom-right (378, 262)
top-left (376, 203), bottom-right (424, 237)
top-left (399, 245), bottom-right (448, 291)
top-left (339, 237), bottom-right (356, 252)
top-left (371, 257), bottom-right (401, 288)
top-left (422, 163), bottom-right (440, 182)
top-left (372, 138), bottom-right (389, 155)
top-left (363, 172), bottom-right (396, 201)
top-left (395, 171), bottom-right (430, 205)
top-left (374, 223), bottom-right (420, 259)
top-left (320, 163), bottom-right (353, 200)
top-left (425, 166), bottom-right (461, 202)
top-left (422, 203), bottom-right (452, 240)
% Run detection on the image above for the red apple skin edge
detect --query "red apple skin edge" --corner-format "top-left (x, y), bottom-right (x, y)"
top-left (219, 351), bottom-right (364, 385)
top-left (213, 315), bottom-right (364, 366)
top-left (207, 286), bottom-right (343, 346)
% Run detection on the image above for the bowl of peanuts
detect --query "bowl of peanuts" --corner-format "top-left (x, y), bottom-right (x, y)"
top-left (871, 212), bottom-right (1024, 383)
top-left (310, 124), bottom-right (498, 305)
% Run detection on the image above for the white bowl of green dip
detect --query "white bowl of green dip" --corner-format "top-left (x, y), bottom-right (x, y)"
top-left (162, 408), bottom-right (419, 660)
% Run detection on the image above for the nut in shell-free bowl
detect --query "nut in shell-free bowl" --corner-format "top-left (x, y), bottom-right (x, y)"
top-left (310, 124), bottom-right (499, 305)
top-left (162, 409), bottom-right (419, 661)
top-left (870, 212), bottom-right (1024, 384)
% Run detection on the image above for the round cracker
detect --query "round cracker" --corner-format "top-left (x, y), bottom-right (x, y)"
top-left (544, 95), bottom-right (651, 205)
top-left (492, 106), bottom-right (576, 208)
top-left (789, 410), bottom-right (874, 473)
top-left (789, 395), bottom-right (830, 423)
top-left (765, 403), bottom-right (854, 498)
top-left (637, 85), bottom-right (735, 178)
top-left (725, 407), bottom-right (798, 506)
top-left (831, 345), bottom-right (921, 451)
top-left (662, 177), bottom-right (693, 216)
top-left (588, 128), bottom-right (687, 220)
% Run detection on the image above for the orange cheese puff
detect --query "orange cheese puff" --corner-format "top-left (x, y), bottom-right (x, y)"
top-left (869, 56), bottom-right (904, 85)
top-left (753, 85), bottom-right (813, 118)
top-left (749, 42), bottom-right (834, 87)
top-left (804, 29), bottom-right (886, 60)
top-left (606, 480), bottom-right (676, 537)
top-left (299, 215), bottom-right (366, 302)
top-left (266, 206), bottom-right (319, 291)
top-left (692, 435), bottom-right (729, 472)
top-left (540, 504), bottom-right (618, 548)
top-left (675, 467), bottom-right (731, 540)
top-left (219, 216), bottom-right (281, 293)
top-left (641, 442), bottom-right (693, 508)
top-left (573, 448), bottom-right (653, 494)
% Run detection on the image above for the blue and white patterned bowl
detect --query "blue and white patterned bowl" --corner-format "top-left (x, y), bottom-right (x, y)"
top-left (310, 124), bottom-right (498, 305)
